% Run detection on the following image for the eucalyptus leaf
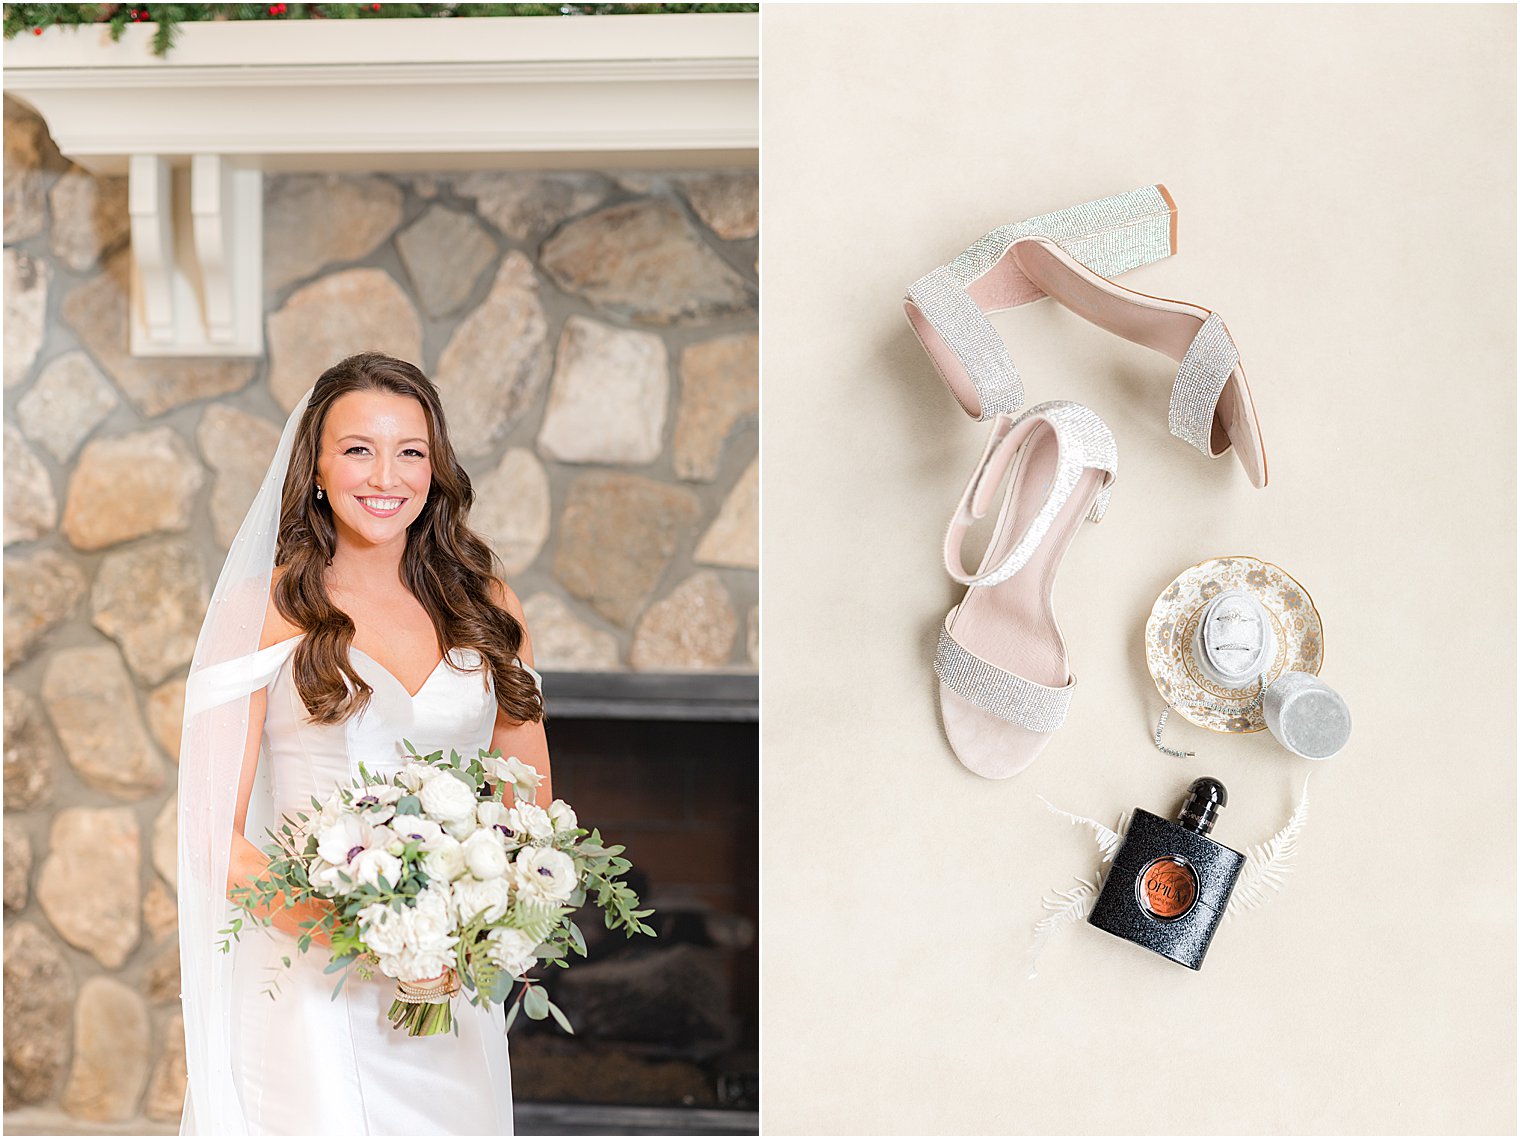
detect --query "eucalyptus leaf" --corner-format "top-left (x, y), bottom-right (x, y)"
top-left (547, 1000), bottom-right (575, 1034)
top-left (522, 985), bottom-right (549, 1021)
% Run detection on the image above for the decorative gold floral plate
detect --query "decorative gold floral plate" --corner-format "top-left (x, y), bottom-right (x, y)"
top-left (1145, 555), bottom-right (1324, 734)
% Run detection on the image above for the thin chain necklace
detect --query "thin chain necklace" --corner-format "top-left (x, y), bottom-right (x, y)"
top-left (1153, 676), bottom-right (1266, 758)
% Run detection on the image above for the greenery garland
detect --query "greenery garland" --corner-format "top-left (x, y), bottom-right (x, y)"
top-left (3, 3), bottom-right (757, 58)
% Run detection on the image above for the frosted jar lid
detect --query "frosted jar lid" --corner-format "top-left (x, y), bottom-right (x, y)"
top-left (1264, 671), bottom-right (1352, 759)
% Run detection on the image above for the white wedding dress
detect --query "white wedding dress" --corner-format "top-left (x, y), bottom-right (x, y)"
top-left (226, 634), bottom-right (513, 1136)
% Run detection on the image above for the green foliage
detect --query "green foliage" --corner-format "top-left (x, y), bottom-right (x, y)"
top-left (3, 3), bottom-right (758, 58)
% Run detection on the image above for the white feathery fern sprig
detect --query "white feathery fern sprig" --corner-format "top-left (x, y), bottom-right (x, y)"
top-left (1037, 797), bottom-right (1127, 863)
top-left (1225, 773), bottom-right (1311, 919)
top-left (1026, 875), bottom-right (1100, 980)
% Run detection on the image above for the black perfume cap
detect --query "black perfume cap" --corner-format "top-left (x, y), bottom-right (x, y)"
top-left (1177, 777), bottom-right (1228, 835)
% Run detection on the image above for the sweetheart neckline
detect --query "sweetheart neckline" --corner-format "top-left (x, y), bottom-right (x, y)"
top-left (259, 633), bottom-right (454, 701)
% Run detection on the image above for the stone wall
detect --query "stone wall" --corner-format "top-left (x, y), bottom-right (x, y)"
top-left (2, 95), bottom-right (757, 1129)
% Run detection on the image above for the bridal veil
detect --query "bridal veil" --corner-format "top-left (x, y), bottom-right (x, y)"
top-left (176, 385), bottom-right (313, 1136)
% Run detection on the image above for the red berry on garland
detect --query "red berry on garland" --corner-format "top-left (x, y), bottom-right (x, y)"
top-left (32, 26), bottom-right (42, 34)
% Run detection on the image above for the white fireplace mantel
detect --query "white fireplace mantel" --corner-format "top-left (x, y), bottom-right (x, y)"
top-left (2, 13), bottom-right (757, 356)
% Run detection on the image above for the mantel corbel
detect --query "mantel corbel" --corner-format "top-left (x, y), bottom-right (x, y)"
top-left (3, 13), bottom-right (758, 358)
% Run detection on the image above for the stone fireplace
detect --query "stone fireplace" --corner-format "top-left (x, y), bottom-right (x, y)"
top-left (3, 13), bottom-right (756, 1135)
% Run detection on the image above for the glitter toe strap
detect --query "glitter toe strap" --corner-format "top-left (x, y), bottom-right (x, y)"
top-left (906, 267), bottom-right (1025, 419)
top-left (1168, 312), bottom-right (1240, 455)
top-left (935, 619), bottom-right (1074, 732)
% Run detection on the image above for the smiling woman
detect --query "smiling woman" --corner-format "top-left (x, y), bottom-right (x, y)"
top-left (183, 353), bottom-right (550, 1135)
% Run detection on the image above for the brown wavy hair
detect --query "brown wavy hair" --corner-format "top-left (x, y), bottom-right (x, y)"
top-left (273, 352), bottom-right (543, 727)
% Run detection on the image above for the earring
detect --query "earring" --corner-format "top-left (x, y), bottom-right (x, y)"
top-left (315, 486), bottom-right (324, 500)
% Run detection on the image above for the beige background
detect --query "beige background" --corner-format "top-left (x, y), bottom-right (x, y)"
top-left (759, 4), bottom-right (1514, 1134)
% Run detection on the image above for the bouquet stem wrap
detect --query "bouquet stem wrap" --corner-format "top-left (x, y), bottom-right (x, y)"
top-left (388, 969), bottom-right (460, 1037)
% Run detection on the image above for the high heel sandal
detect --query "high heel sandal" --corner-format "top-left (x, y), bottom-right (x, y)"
top-left (935, 400), bottom-right (1117, 778)
top-left (904, 185), bottom-right (1267, 488)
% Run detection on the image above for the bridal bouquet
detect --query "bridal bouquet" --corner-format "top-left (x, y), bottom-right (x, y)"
top-left (220, 742), bottom-right (654, 1036)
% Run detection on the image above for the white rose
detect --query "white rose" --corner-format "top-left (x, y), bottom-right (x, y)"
top-left (359, 901), bottom-right (410, 957)
top-left (349, 846), bottom-right (404, 889)
top-left (510, 803), bottom-right (553, 843)
top-left (512, 846), bottom-right (576, 903)
top-left (384, 947), bottom-right (455, 983)
top-left (462, 829), bottom-right (510, 880)
top-left (546, 799), bottom-right (578, 836)
top-left (486, 927), bottom-right (539, 978)
top-left (453, 875), bottom-right (512, 924)
top-left (421, 836), bottom-right (467, 883)
top-left (315, 814), bottom-right (376, 867)
top-left (390, 815), bottom-right (444, 844)
top-left (419, 772), bottom-right (478, 823)
top-left (408, 886), bottom-right (459, 954)
top-left (309, 858), bottom-right (347, 896)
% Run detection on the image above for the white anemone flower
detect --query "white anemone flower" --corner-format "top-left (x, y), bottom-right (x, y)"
top-left (511, 847), bottom-right (577, 903)
top-left (390, 815), bottom-right (444, 845)
top-left (352, 784), bottom-right (405, 824)
top-left (477, 801), bottom-right (526, 849)
top-left (315, 814), bottom-right (378, 868)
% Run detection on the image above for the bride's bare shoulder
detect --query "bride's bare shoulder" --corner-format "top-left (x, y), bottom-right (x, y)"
top-left (259, 564), bottom-right (303, 650)
top-left (486, 576), bottom-right (528, 623)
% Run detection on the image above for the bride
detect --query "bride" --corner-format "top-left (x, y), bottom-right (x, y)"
top-left (177, 353), bottom-right (549, 1135)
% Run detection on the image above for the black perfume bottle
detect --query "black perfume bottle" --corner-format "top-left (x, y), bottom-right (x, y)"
top-left (1087, 777), bottom-right (1246, 970)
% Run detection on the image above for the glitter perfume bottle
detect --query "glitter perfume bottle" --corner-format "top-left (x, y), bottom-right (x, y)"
top-left (1087, 777), bottom-right (1245, 970)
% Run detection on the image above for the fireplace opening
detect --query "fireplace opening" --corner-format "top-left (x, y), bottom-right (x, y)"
top-left (512, 671), bottom-right (757, 1136)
